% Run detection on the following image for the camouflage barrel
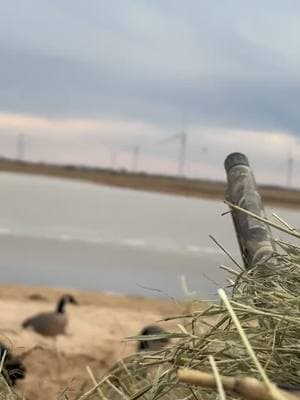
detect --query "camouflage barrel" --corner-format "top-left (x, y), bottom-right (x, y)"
top-left (224, 152), bottom-right (275, 269)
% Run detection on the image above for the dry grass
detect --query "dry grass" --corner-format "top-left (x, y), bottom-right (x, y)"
top-left (80, 213), bottom-right (300, 399)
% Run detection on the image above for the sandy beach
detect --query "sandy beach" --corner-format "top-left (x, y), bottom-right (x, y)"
top-left (0, 284), bottom-right (184, 399)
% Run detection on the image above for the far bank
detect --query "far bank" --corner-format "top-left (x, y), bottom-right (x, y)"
top-left (0, 158), bottom-right (299, 209)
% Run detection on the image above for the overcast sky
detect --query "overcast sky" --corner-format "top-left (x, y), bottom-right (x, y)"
top-left (1, 1), bottom-right (300, 185)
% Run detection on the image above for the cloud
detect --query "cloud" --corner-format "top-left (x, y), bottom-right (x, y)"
top-left (0, 111), bottom-right (299, 187)
top-left (0, 1), bottom-right (300, 186)
top-left (1, 42), bottom-right (300, 136)
top-left (0, 112), bottom-right (147, 137)
top-left (0, 1), bottom-right (299, 134)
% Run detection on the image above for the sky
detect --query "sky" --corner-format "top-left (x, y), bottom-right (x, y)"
top-left (1, 0), bottom-right (300, 186)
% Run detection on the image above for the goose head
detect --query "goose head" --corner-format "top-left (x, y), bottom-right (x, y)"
top-left (56, 294), bottom-right (78, 313)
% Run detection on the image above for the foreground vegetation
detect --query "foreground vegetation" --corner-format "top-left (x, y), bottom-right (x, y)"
top-left (2, 199), bottom-right (300, 399)
top-left (81, 215), bottom-right (300, 400)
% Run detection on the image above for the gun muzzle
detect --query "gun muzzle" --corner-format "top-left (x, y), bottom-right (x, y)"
top-left (224, 153), bottom-right (275, 269)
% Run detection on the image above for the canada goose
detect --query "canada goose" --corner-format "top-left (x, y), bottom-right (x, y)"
top-left (0, 343), bottom-right (26, 386)
top-left (105, 325), bottom-right (170, 387)
top-left (138, 325), bottom-right (169, 352)
top-left (22, 294), bottom-right (78, 337)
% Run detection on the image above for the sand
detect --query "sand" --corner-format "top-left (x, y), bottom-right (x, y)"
top-left (0, 284), bottom-right (184, 399)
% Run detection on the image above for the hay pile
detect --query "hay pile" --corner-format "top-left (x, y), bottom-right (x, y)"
top-left (0, 374), bottom-right (20, 400)
top-left (81, 216), bottom-right (300, 399)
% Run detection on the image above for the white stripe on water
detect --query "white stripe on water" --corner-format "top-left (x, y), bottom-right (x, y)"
top-left (0, 172), bottom-right (298, 298)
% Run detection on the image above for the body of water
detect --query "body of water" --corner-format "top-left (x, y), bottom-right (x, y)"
top-left (0, 172), bottom-right (298, 299)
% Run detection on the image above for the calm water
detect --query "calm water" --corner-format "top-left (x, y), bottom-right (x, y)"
top-left (0, 172), bottom-right (299, 299)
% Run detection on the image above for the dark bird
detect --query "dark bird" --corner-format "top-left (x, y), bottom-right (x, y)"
top-left (0, 343), bottom-right (26, 386)
top-left (22, 294), bottom-right (78, 337)
top-left (277, 383), bottom-right (300, 394)
top-left (137, 325), bottom-right (169, 352)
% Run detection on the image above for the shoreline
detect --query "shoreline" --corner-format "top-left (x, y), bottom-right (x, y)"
top-left (0, 158), bottom-right (299, 209)
top-left (0, 284), bottom-right (180, 314)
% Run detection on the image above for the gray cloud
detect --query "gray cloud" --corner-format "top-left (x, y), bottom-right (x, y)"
top-left (1, 41), bottom-right (300, 136)
top-left (0, 0), bottom-right (300, 136)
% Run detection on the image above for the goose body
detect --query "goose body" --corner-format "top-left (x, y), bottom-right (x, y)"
top-left (22, 312), bottom-right (68, 336)
top-left (22, 294), bottom-right (77, 337)
top-left (106, 325), bottom-right (170, 386)
top-left (138, 325), bottom-right (169, 352)
top-left (0, 343), bottom-right (26, 386)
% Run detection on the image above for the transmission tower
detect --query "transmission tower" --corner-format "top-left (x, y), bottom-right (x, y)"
top-left (159, 131), bottom-right (187, 176)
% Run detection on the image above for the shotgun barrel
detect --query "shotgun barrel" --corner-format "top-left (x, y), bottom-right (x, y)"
top-left (224, 152), bottom-right (275, 269)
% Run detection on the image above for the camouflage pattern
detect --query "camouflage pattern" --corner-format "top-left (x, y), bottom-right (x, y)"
top-left (224, 153), bottom-right (275, 269)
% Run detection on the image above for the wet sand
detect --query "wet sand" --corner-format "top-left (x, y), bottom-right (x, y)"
top-left (0, 284), bottom-right (185, 399)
